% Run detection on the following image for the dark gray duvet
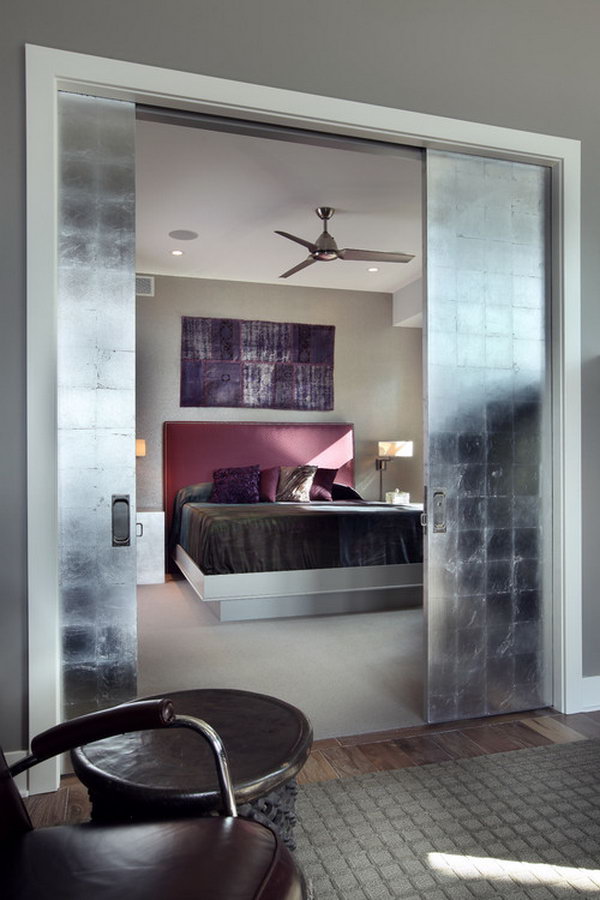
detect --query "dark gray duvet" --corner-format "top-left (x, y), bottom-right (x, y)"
top-left (174, 501), bottom-right (423, 575)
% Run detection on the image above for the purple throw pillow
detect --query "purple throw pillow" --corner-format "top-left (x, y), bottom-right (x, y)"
top-left (310, 467), bottom-right (338, 501)
top-left (260, 466), bottom-right (280, 502)
top-left (209, 465), bottom-right (260, 504)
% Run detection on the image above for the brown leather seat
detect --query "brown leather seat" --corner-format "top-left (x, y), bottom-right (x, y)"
top-left (2, 817), bottom-right (303, 899)
top-left (0, 699), bottom-right (307, 900)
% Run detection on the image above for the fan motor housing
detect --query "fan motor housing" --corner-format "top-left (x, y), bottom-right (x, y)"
top-left (314, 230), bottom-right (338, 259)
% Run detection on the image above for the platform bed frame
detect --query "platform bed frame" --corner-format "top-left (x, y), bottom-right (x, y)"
top-left (164, 422), bottom-right (423, 622)
top-left (175, 544), bottom-right (423, 621)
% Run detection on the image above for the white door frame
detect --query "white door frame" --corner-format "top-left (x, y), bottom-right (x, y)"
top-left (25, 44), bottom-right (583, 793)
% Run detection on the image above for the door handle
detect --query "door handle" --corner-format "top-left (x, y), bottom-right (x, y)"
top-left (432, 489), bottom-right (447, 533)
top-left (112, 495), bottom-right (131, 546)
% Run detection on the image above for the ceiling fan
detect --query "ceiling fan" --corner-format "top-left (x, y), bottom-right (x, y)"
top-left (274, 206), bottom-right (415, 279)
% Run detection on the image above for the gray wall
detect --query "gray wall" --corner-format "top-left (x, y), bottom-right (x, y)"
top-left (136, 276), bottom-right (424, 507)
top-left (3, 0), bottom-right (600, 749)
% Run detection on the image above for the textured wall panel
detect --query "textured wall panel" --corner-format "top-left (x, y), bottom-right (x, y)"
top-left (425, 151), bottom-right (550, 723)
top-left (57, 92), bottom-right (137, 718)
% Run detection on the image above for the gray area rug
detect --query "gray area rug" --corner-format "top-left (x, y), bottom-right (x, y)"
top-left (295, 740), bottom-right (600, 899)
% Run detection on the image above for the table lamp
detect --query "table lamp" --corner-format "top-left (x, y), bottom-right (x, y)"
top-left (376, 440), bottom-right (413, 501)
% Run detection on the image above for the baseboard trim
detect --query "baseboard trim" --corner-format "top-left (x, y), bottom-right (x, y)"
top-left (6, 750), bottom-right (29, 797)
top-left (581, 675), bottom-right (600, 711)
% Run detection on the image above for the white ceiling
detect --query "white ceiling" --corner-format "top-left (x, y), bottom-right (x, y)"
top-left (135, 120), bottom-right (423, 295)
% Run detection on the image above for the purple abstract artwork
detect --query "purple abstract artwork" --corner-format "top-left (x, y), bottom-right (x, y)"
top-left (180, 316), bottom-right (335, 410)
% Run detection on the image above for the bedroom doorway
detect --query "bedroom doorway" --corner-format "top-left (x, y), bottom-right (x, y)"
top-left (26, 45), bottom-right (581, 792)
top-left (133, 112), bottom-right (427, 739)
top-left (58, 96), bottom-right (553, 737)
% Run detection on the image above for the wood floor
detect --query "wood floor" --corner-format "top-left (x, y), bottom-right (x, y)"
top-left (23, 707), bottom-right (600, 828)
top-left (296, 708), bottom-right (600, 785)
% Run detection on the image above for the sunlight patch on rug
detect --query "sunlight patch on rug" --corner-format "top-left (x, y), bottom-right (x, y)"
top-left (428, 852), bottom-right (600, 891)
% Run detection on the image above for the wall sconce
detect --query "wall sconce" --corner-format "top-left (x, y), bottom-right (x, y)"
top-left (375, 440), bottom-right (413, 501)
top-left (135, 439), bottom-right (146, 458)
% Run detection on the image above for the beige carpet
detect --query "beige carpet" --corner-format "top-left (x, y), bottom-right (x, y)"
top-left (137, 578), bottom-right (424, 739)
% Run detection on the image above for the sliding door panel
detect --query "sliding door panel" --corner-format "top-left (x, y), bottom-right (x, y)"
top-left (58, 92), bottom-right (137, 718)
top-left (425, 150), bottom-right (551, 722)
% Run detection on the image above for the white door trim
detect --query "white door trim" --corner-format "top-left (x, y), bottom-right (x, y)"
top-left (25, 44), bottom-right (583, 791)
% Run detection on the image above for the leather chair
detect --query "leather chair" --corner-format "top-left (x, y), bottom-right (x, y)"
top-left (0, 699), bottom-right (307, 899)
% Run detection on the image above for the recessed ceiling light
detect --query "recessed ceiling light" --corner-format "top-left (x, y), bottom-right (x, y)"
top-left (368, 266), bottom-right (379, 273)
top-left (168, 229), bottom-right (199, 241)
top-left (171, 249), bottom-right (184, 256)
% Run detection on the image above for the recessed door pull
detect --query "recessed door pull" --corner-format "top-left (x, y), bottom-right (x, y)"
top-left (136, 522), bottom-right (144, 538)
top-left (112, 495), bottom-right (130, 547)
top-left (432, 489), bottom-right (447, 534)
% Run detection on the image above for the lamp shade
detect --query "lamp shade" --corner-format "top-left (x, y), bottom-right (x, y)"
top-left (378, 440), bottom-right (413, 458)
top-left (135, 439), bottom-right (146, 458)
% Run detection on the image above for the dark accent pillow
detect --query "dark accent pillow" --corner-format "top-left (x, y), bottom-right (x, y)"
top-left (310, 467), bottom-right (338, 501)
top-left (169, 482), bottom-right (214, 555)
top-left (260, 466), bottom-right (280, 502)
top-left (209, 465), bottom-right (260, 504)
top-left (175, 481), bottom-right (214, 505)
top-left (331, 482), bottom-right (363, 501)
top-left (276, 465), bottom-right (317, 502)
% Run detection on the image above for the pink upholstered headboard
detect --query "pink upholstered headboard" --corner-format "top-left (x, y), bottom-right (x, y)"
top-left (163, 421), bottom-right (355, 530)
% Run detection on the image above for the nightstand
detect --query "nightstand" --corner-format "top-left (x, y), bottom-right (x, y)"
top-left (136, 508), bottom-right (165, 584)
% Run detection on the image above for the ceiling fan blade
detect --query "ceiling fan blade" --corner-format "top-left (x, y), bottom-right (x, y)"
top-left (275, 230), bottom-right (317, 253)
top-left (279, 257), bottom-right (317, 279)
top-left (338, 248), bottom-right (415, 263)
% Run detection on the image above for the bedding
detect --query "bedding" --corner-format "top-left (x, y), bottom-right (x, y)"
top-left (260, 466), bottom-right (280, 502)
top-left (173, 498), bottom-right (423, 575)
top-left (331, 483), bottom-right (362, 501)
top-left (276, 465), bottom-right (317, 502)
top-left (310, 467), bottom-right (338, 501)
top-left (209, 464), bottom-right (260, 504)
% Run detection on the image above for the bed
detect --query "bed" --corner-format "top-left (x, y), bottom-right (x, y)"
top-left (164, 421), bottom-right (423, 620)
